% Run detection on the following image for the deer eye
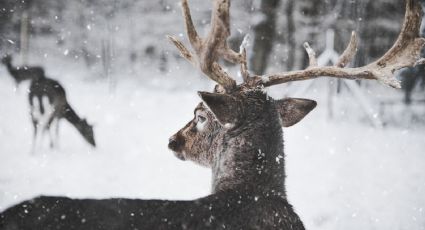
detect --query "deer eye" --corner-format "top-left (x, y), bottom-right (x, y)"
top-left (195, 114), bottom-right (207, 131)
top-left (197, 115), bottom-right (206, 123)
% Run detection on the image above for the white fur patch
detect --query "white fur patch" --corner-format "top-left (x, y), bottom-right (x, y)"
top-left (196, 122), bottom-right (206, 131)
top-left (33, 96), bottom-right (54, 127)
top-left (31, 96), bottom-right (56, 153)
top-left (195, 110), bottom-right (207, 131)
top-left (275, 155), bottom-right (283, 164)
top-left (224, 123), bottom-right (234, 129)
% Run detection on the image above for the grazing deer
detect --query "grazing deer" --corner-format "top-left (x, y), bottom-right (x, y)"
top-left (28, 76), bottom-right (96, 151)
top-left (1, 0), bottom-right (424, 229)
top-left (1, 55), bottom-right (96, 152)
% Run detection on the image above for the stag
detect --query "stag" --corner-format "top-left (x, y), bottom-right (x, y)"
top-left (166, 0), bottom-right (425, 225)
top-left (1, 0), bottom-right (424, 229)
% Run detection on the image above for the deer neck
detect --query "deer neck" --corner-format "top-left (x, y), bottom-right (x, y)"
top-left (4, 62), bottom-right (15, 75)
top-left (211, 102), bottom-right (286, 198)
top-left (63, 104), bottom-right (84, 130)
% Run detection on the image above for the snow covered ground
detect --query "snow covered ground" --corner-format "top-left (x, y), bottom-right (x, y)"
top-left (0, 64), bottom-right (425, 229)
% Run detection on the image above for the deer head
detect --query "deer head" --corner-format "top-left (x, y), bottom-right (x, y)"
top-left (168, 0), bottom-right (425, 194)
top-left (77, 118), bottom-right (96, 147)
top-left (168, 97), bottom-right (316, 167)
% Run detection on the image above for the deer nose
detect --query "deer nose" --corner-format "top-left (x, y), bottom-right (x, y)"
top-left (168, 137), bottom-right (179, 151)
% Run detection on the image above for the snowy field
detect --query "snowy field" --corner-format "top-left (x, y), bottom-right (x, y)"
top-left (0, 64), bottom-right (425, 230)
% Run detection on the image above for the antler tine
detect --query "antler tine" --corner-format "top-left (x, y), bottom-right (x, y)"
top-left (167, 35), bottom-right (196, 67)
top-left (200, 0), bottom-right (237, 91)
top-left (258, 0), bottom-right (425, 89)
top-left (181, 0), bottom-right (202, 51)
top-left (239, 34), bottom-right (250, 82)
top-left (168, 0), bottom-right (237, 92)
top-left (335, 31), bottom-right (358, 68)
top-left (239, 48), bottom-right (250, 82)
top-left (220, 45), bottom-right (245, 64)
top-left (167, 0), bottom-right (201, 65)
top-left (303, 42), bottom-right (318, 68)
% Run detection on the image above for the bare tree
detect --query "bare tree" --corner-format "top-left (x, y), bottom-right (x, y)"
top-left (249, 0), bottom-right (281, 75)
top-left (283, 0), bottom-right (296, 70)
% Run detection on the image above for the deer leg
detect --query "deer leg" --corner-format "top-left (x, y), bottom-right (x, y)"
top-left (54, 119), bottom-right (60, 149)
top-left (31, 96), bottom-right (55, 152)
top-left (47, 120), bottom-right (54, 149)
top-left (47, 115), bottom-right (59, 149)
top-left (30, 118), bottom-right (44, 155)
top-left (30, 119), bottom-right (38, 155)
top-left (30, 97), bottom-right (41, 155)
top-left (40, 99), bottom-right (57, 149)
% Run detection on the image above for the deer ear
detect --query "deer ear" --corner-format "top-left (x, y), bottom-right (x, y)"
top-left (198, 91), bottom-right (239, 126)
top-left (275, 98), bottom-right (317, 127)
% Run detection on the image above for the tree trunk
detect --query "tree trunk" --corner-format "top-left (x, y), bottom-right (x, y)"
top-left (20, 10), bottom-right (30, 65)
top-left (249, 0), bottom-right (281, 75)
top-left (284, 0), bottom-right (295, 71)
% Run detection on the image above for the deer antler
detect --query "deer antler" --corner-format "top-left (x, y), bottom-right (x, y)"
top-left (169, 0), bottom-right (425, 91)
top-left (168, 0), bottom-right (247, 92)
top-left (256, 0), bottom-right (425, 89)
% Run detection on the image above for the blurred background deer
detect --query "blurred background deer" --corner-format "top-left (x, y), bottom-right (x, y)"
top-left (1, 55), bottom-right (96, 153)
